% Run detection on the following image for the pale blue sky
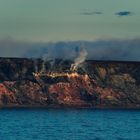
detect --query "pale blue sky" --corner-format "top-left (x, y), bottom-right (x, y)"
top-left (0, 0), bottom-right (140, 42)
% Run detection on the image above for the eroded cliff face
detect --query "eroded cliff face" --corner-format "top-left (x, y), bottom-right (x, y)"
top-left (0, 57), bottom-right (140, 108)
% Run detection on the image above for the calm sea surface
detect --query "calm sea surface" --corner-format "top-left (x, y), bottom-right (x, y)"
top-left (0, 108), bottom-right (140, 140)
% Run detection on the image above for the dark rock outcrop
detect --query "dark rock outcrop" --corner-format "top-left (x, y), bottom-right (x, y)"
top-left (0, 57), bottom-right (140, 108)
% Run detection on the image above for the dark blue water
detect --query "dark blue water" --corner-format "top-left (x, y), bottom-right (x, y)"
top-left (0, 109), bottom-right (140, 140)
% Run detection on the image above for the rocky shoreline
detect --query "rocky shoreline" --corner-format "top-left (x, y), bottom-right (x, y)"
top-left (0, 57), bottom-right (140, 108)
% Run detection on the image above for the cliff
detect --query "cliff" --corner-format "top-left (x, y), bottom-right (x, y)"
top-left (0, 57), bottom-right (140, 108)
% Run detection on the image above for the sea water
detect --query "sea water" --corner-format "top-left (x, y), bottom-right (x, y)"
top-left (0, 108), bottom-right (140, 140)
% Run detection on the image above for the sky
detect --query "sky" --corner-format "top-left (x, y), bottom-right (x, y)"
top-left (0, 0), bottom-right (140, 60)
top-left (0, 0), bottom-right (140, 42)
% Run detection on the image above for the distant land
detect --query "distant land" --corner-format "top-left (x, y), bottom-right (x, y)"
top-left (0, 57), bottom-right (140, 108)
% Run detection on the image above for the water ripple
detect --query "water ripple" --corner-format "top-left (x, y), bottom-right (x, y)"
top-left (0, 108), bottom-right (140, 140)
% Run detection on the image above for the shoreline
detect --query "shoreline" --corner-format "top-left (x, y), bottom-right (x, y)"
top-left (1, 104), bottom-right (140, 110)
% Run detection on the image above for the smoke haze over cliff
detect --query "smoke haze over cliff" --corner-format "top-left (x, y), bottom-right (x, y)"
top-left (0, 38), bottom-right (140, 61)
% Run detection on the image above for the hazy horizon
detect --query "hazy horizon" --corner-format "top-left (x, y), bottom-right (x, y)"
top-left (0, 0), bottom-right (140, 60)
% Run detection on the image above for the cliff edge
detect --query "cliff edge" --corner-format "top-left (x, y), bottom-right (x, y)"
top-left (0, 57), bottom-right (140, 108)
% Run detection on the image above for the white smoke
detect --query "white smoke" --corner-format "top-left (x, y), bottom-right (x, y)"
top-left (34, 59), bottom-right (38, 73)
top-left (40, 53), bottom-right (48, 73)
top-left (40, 53), bottom-right (55, 73)
top-left (71, 48), bottom-right (88, 71)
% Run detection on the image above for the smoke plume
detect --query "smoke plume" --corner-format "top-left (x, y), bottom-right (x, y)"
top-left (71, 47), bottom-right (88, 71)
top-left (1, 38), bottom-right (140, 62)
